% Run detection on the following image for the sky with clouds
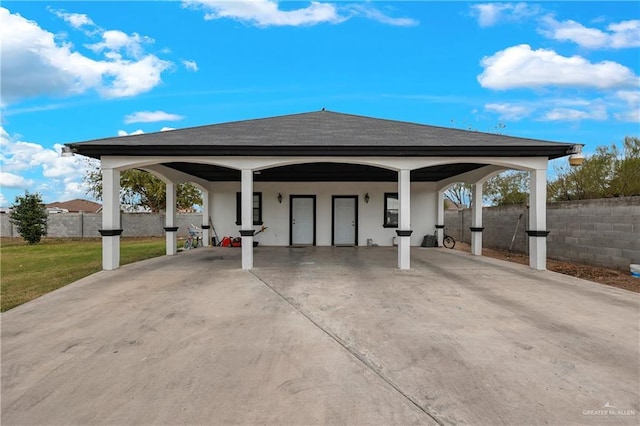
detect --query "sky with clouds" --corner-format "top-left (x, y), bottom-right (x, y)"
top-left (1, 1), bottom-right (638, 207)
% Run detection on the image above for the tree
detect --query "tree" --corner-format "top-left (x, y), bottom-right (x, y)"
top-left (84, 160), bottom-right (203, 212)
top-left (609, 136), bottom-right (640, 197)
top-left (444, 183), bottom-right (472, 208)
top-left (444, 119), bottom-right (509, 208)
top-left (548, 136), bottom-right (639, 201)
top-left (484, 170), bottom-right (529, 206)
top-left (9, 191), bottom-right (48, 244)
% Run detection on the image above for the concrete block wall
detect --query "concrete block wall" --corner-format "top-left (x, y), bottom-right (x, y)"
top-left (445, 197), bottom-right (640, 271)
top-left (0, 213), bottom-right (203, 239)
top-left (546, 197), bottom-right (640, 270)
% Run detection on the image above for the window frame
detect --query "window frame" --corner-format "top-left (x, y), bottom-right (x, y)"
top-left (235, 192), bottom-right (263, 226)
top-left (383, 192), bottom-right (399, 228)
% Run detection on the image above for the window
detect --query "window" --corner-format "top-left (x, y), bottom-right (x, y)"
top-left (383, 192), bottom-right (398, 228)
top-left (236, 192), bottom-right (263, 225)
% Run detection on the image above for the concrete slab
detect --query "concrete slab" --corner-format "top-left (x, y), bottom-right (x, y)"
top-left (2, 247), bottom-right (639, 425)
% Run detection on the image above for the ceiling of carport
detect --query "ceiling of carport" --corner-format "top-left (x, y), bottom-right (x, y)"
top-left (163, 162), bottom-right (487, 182)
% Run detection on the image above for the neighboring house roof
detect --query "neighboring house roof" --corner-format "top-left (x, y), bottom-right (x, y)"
top-left (46, 199), bottom-right (102, 213)
top-left (67, 110), bottom-right (578, 183)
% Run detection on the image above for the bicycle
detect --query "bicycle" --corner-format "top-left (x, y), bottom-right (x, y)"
top-left (183, 225), bottom-right (203, 250)
top-left (433, 227), bottom-right (456, 249)
top-left (443, 229), bottom-right (456, 249)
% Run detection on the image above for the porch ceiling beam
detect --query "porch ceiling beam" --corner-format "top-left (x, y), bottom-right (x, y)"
top-left (435, 165), bottom-right (506, 191)
top-left (138, 164), bottom-right (210, 188)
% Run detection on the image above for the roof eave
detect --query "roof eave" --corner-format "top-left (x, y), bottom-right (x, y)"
top-left (68, 144), bottom-right (574, 160)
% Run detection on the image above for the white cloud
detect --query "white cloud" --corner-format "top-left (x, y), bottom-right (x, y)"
top-left (346, 4), bottom-right (418, 27)
top-left (0, 7), bottom-right (172, 105)
top-left (117, 129), bottom-right (145, 136)
top-left (608, 20), bottom-right (640, 48)
top-left (0, 126), bottom-right (91, 202)
top-left (117, 126), bottom-right (179, 135)
top-left (0, 172), bottom-right (34, 189)
top-left (0, 193), bottom-right (8, 207)
top-left (0, 131), bottom-right (80, 179)
top-left (540, 16), bottom-right (640, 49)
top-left (184, 0), bottom-right (417, 27)
top-left (182, 59), bottom-right (199, 72)
top-left (50, 8), bottom-right (95, 29)
top-left (470, 2), bottom-right (539, 27)
top-left (483, 97), bottom-right (631, 123)
top-left (183, 0), bottom-right (343, 26)
top-left (86, 30), bottom-right (152, 58)
top-left (484, 103), bottom-right (532, 121)
top-left (617, 90), bottom-right (640, 105)
top-left (478, 44), bottom-right (640, 90)
top-left (615, 109), bottom-right (640, 123)
top-left (124, 110), bottom-right (185, 124)
top-left (614, 90), bottom-right (640, 122)
top-left (541, 106), bottom-right (608, 122)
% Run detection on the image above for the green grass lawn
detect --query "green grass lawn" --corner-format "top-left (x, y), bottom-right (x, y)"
top-left (1, 237), bottom-right (166, 312)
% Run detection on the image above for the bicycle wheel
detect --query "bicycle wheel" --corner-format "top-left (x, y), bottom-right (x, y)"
top-left (184, 238), bottom-right (193, 250)
top-left (443, 235), bottom-right (456, 249)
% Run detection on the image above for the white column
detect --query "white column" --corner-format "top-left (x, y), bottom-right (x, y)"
top-left (241, 169), bottom-right (254, 270)
top-left (470, 182), bottom-right (483, 256)
top-left (101, 167), bottom-right (121, 270)
top-left (436, 190), bottom-right (445, 247)
top-left (529, 168), bottom-right (548, 270)
top-left (397, 169), bottom-right (412, 270)
top-left (165, 182), bottom-right (177, 256)
top-left (201, 189), bottom-right (211, 246)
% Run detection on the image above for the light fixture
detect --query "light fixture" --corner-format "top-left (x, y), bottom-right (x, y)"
top-left (277, 193), bottom-right (283, 203)
top-left (60, 146), bottom-right (76, 157)
top-left (568, 145), bottom-right (585, 167)
top-left (364, 193), bottom-right (370, 203)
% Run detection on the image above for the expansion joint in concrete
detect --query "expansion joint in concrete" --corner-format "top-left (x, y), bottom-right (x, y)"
top-left (249, 270), bottom-right (444, 426)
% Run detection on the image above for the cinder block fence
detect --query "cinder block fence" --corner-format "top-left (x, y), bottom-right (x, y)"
top-left (445, 197), bottom-right (639, 271)
top-left (0, 213), bottom-right (203, 239)
top-left (2, 197), bottom-right (638, 271)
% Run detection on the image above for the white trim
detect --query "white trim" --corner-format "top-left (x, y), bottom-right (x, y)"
top-left (100, 155), bottom-right (550, 175)
top-left (101, 168), bottom-right (120, 270)
top-left (165, 182), bottom-right (177, 256)
top-left (529, 169), bottom-right (548, 270)
top-left (241, 169), bottom-right (254, 270)
top-left (471, 183), bottom-right (483, 256)
top-left (398, 169), bottom-right (411, 270)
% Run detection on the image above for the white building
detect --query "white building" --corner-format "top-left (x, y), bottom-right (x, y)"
top-left (66, 110), bottom-right (581, 271)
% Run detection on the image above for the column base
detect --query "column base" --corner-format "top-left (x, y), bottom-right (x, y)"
top-left (527, 231), bottom-right (549, 270)
top-left (435, 225), bottom-right (445, 247)
top-left (164, 227), bottom-right (178, 256)
top-left (396, 230), bottom-right (413, 270)
top-left (101, 235), bottom-right (121, 270)
top-left (240, 230), bottom-right (255, 270)
top-left (470, 227), bottom-right (484, 256)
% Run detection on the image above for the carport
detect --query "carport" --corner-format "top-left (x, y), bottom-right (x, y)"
top-left (64, 110), bottom-right (582, 271)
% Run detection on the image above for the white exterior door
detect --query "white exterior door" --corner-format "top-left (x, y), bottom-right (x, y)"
top-left (333, 196), bottom-right (357, 246)
top-left (291, 196), bottom-right (315, 245)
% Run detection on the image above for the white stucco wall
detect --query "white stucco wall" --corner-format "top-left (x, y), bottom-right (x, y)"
top-left (208, 181), bottom-right (437, 246)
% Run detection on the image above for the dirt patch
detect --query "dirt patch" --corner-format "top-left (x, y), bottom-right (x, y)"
top-left (454, 243), bottom-right (639, 293)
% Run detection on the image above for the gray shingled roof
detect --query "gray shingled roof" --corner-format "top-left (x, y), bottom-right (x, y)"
top-left (69, 110), bottom-right (577, 159)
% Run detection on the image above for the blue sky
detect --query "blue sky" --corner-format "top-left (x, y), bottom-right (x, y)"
top-left (1, 1), bottom-right (638, 206)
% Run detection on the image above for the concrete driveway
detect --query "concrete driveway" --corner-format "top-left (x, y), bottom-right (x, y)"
top-left (2, 247), bottom-right (638, 425)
